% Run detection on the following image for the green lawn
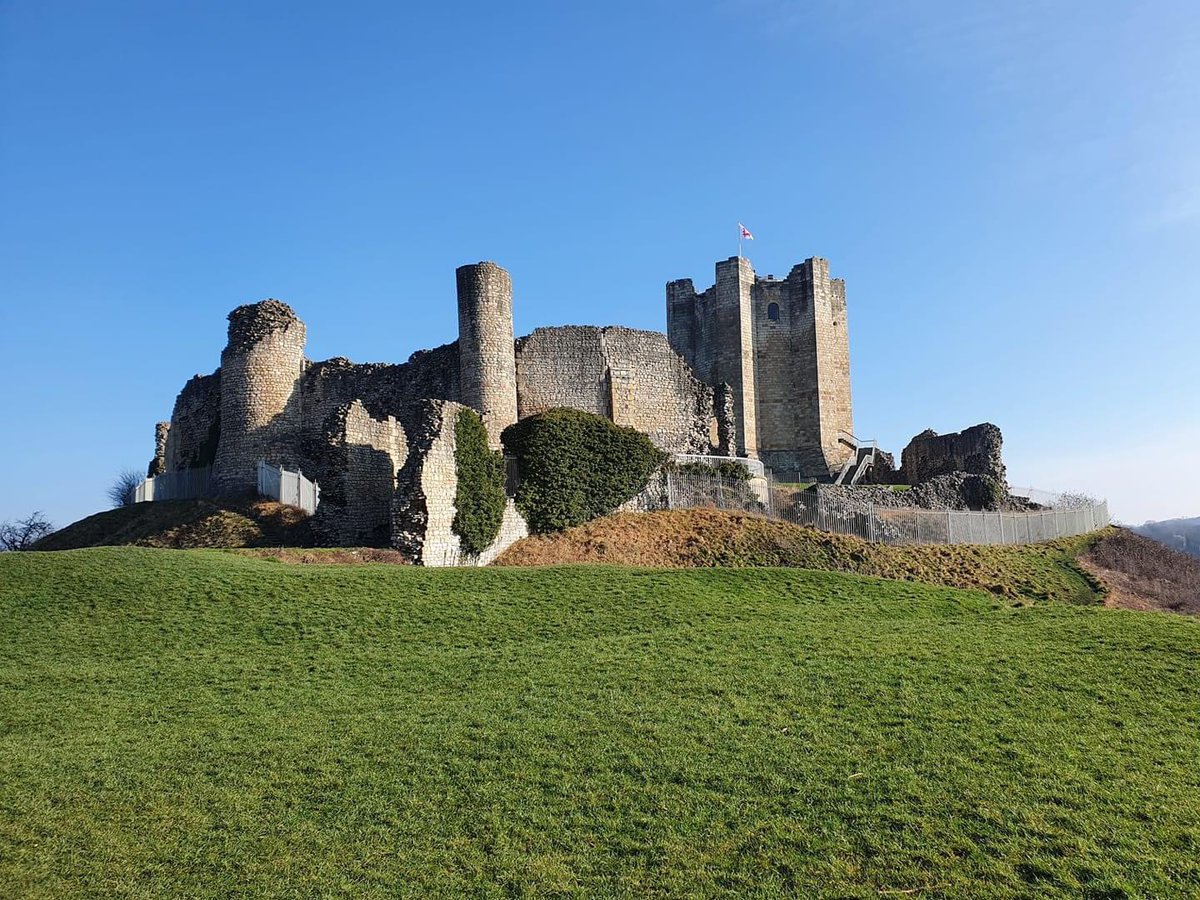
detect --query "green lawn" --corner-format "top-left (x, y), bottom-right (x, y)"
top-left (1, 549), bottom-right (1198, 898)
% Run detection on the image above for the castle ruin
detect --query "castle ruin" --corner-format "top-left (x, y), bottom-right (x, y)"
top-left (147, 256), bottom-right (856, 558)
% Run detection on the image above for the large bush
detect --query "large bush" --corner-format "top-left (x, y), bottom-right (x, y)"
top-left (452, 408), bottom-right (507, 555)
top-left (502, 408), bottom-right (668, 533)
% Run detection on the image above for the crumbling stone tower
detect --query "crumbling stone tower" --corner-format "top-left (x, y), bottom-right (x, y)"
top-left (213, 300), bottom-right (307, 494)
top-left (666, 257), bottom-right (759, 457)
top-left (667, 256), bottom-right (854, 479)
top-left (457, 261), bottom-right (517, 447)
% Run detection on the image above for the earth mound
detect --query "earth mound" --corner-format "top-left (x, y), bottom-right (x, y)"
top-left (34, 499), bottom-right (314, 551)
top-left (496, 509), bottom-right (1198, 614)
top-left (1078, 527), bottom-right (1200, 615)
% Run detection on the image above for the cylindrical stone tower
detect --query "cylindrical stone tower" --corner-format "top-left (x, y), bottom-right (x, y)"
top-left (456, 261), bottom-right (517, 447)
top-left (214, 299), bottom-right (307, 494)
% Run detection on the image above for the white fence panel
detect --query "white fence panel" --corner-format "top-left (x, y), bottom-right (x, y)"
top-left (654, 470), bottom-right (1108, 547)
top-left (257, 461), bottom-right (320, 514)
top-left (132, 466), bottom-right (214, 503)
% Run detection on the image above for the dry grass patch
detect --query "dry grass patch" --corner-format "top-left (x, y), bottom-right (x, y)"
top-left (1079, 528), bottom-right (1200, 615)
top-left (35, 499), bottom-right (313, 551)
top-left (495, 509), bottom-right (1103, 605)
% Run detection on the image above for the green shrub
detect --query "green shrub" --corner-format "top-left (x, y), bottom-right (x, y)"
top-left (452, 408), bottom-right (507, 555)
top-left (502, 408), bottom-right (668, 533)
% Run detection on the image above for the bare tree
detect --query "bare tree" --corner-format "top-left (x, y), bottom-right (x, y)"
top-left (0, 512), bottom-right (55, 551)
top-left (107, 468), bottom-right (144, 508)
top-left (1053, 491), bottom-right (1101, 510)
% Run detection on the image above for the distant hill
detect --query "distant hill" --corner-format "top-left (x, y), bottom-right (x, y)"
top-left (1134, 517), bottom-right (1200, 558)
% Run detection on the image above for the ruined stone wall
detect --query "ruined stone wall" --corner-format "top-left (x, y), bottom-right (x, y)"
top-left (392, 400), bottom-right (455, 564)
top-left (310, 400), bottom-right (408, 547)
top-left (392, 399), bottom-right (527, 566)
top-left (666, 257), bottom-right (759, 457)
top-left (163, 370), bottom-right (221, 471)
top-left (713, 383), bottom-right (735, 456)
top-left (297, 342), bottom-right (461, 438)
top-left (148, 421), bottom-right (170, 477)
top-left (457, 262), bottom-right (517, 447)
top-left (515, 326), bottom-right (712, 454)
top-left (900, 423), bottom-right (1006, 486)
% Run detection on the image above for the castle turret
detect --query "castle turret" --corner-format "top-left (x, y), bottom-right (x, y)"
top-left (456, 262), bottom-right (517, 448)
top-left (214, 300), bottom-right (307, 494)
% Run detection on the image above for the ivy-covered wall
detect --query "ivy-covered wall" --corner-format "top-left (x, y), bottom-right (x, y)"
top-left (452, 408), bottom-right (507, 555)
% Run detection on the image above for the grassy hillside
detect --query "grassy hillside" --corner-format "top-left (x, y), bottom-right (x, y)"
top-left (2, 550), bottom-right (1198, 897)
top-left (33, 499), bottom-right (312, 551)
top-left (497, 509), bottom-right (1106, 605)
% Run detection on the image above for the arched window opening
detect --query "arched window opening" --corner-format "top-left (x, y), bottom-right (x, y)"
top-left (767, 302), bottom-right (780, 321)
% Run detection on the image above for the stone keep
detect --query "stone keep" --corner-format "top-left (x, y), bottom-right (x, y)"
top-left (668, 256), bottom-right (854, 479)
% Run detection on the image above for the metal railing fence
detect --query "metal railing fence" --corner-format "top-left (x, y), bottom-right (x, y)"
top-left (672, 453), bottom-right (766, 478)
top-left (643, 470), bottom-right (1108, 546)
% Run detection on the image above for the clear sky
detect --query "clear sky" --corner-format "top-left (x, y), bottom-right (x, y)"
top-left (2, 0), bottom-right (1197, 528)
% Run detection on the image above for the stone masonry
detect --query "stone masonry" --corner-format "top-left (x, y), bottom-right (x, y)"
top-left (149, 254), bottom-right (859, 562)
top-left (213, 300), bottom-right (307, 495)
top-left (515, 326), bottom-right (712, 454)
top-left (161, 370), bottom-right (220, 471)
top-left (147, 421), bottom-right (170, 477)
top-left (900, 423), bottom-right (1006, 486)
top-left (457, 262), bottom-right (518, 448)
top-left (391, 400), bottom-right (528, 566)
top-left (311, 400), bottom-right (407, 547)
top-left (669, 256), bottom-right (854, 479)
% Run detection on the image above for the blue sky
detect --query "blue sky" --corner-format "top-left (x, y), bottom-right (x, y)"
top-left (2, 0), bottom-right (1197, 527)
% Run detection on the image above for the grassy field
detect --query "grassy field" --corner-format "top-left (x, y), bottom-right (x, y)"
top-left (1, 548), bottom-right (1198, 897)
